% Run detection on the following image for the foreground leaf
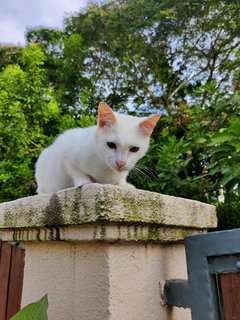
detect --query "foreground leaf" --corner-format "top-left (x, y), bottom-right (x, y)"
top-left (10, 295), bottom-right (48, 320)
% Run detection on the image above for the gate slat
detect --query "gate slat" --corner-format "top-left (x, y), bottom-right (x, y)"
top-left (220, 273), bottom-right (240, 320)
top-left (6, 245), bottom-right (25, 320)
top-left (0, 242), bottom-right (13, 320)
top-left (0, 241), bottom-right (25, 320)
top-left (0, 240), bottom-right (2, 264)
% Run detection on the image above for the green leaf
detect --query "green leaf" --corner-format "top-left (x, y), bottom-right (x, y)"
top-left (196, 137), bottom-right (207, 144)
top-left (233, 142), bottom-right (240, 153)
top-left (211, 145), bottom-right (234, 154)
top-left (229, 117), bottom-right (240, 136)
top-left (209, 133), bottom-right (233, 145)
top-left (220, 164), bottom-right (240, 187)
top-left (10, 295), bottom-right (48, 320)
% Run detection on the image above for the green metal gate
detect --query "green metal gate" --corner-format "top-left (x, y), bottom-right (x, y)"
top-left (164, 229), bottom-right (240, 320)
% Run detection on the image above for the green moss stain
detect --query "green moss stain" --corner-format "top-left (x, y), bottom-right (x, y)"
top-left (70, 192), bottom-right (83, 224)
top-left (48, 227), bottom-right (62, 241)
top-left (69, 187), bottom-right (96, 224)
top-left (93, 225), bottom-right (98, 240)
top-left (4, 208), bottom-right (16, 228)
top-left (127, 226), bottom-right (132, 240)
top-left (44, 193), bottom-right (64, 226)
top-left (95, 188), bottom-right (110, 221)
top-left (147, 226), bottom-right (160, 241)
top-left (102, 189), bottom-right (164, 224)
top-left (117, 225), bottom-right (121, 241)
top-left (100, 225), bottom-right (106, 239)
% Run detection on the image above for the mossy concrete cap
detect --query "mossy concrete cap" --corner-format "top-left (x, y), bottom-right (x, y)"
top-left (0, 183), bottom-right (217, 229)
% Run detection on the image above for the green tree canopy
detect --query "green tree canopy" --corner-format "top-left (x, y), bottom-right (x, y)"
top-left (0, 44), bottom-right (69, 201)
top-left (0, 0), bottom-right (240, 206)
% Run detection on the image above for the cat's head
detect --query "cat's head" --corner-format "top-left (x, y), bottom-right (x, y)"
top-left (95, 102), bottom-right (160, 173)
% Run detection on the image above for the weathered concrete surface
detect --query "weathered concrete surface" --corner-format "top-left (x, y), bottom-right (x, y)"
top-left (0, 184), bottom-right (217, 320)
top-left (0, 183), bottom-right (217, 231)
top-left (1, 224), bottom-right (208, 242)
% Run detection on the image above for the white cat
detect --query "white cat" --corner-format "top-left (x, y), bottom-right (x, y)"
top-left (35, 102), bottom-right (160, 194)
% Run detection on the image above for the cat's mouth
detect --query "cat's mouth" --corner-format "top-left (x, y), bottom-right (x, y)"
top-left (114, 165), bottom-right (129, 172)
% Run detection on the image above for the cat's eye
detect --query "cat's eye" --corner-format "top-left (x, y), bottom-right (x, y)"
top-left (107, 142), bottom-right (117, 149)
top-left (129, 146), bottom-right (140, 153)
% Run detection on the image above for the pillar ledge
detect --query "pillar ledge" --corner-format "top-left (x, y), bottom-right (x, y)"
top-left (0, 183), bottom-right (217, 242)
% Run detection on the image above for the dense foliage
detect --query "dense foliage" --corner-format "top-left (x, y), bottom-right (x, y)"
top-left (1, 0), bottom-right (240, 228)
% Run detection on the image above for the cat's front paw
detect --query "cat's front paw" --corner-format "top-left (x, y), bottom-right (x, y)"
top-left (119, 182), bottom-right (135, 189)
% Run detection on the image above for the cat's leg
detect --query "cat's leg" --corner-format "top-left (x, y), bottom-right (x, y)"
top-left (72, 173), bottom-right (93, 187)
top-left (36, 148), bottom-right (73, 193)
top-left (119, 182), bottom-right (135, 189)
top-left (65, 163), bottom-right (93, 187)
top-left (117, 174), bottom-right (135, 189)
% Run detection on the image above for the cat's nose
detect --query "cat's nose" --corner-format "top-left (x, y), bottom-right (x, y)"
top-left (116, 160), bottom-right (126, 168)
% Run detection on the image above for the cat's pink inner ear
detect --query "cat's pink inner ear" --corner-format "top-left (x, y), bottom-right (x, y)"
top-left (98, 102), bottom-right (117, 128)
top-left (139, 114), bottom-right (161, 136)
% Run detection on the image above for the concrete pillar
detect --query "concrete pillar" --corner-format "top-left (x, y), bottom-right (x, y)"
top-left (0, 184), bottom-right (217, 320)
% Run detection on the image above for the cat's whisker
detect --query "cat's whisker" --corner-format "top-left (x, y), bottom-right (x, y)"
top-left (130, 164), bottom-right (160, 193)
top-left (135, 163), bottom-right (157, 178)
top-left (133, 171), bottom-right (151, 188)
top-left (129, 166), bottom-right (149, 184)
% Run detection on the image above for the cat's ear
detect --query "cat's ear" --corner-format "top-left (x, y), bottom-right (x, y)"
top-left (98, 102), bottom-right (117, 128)
top-left (139, 114), bottom-right (161, 136)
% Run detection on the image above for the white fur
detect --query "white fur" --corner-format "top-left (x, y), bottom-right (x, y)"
top-left (35, 112), bottom-right (151, 194)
